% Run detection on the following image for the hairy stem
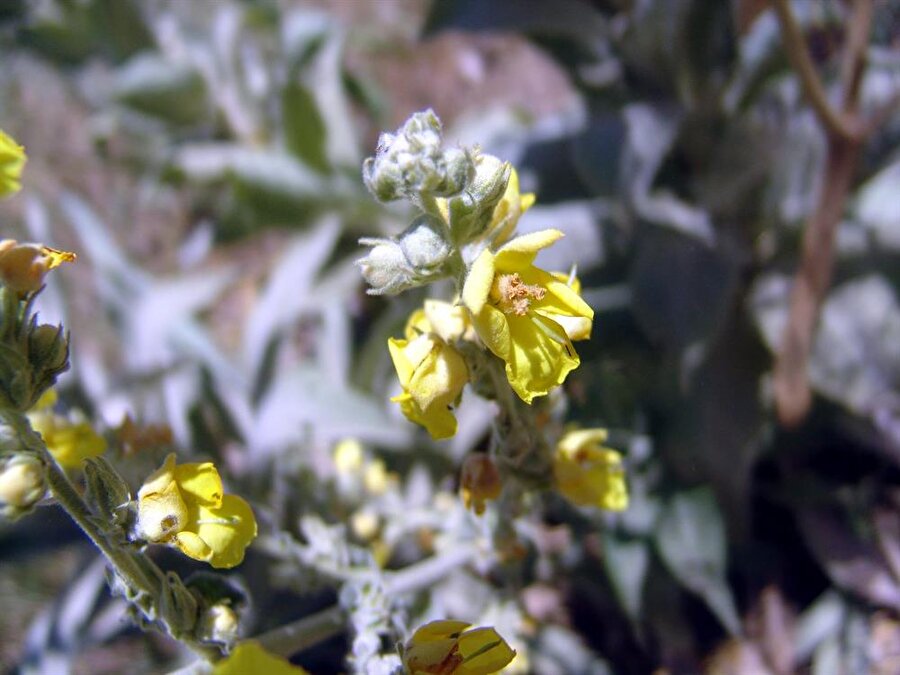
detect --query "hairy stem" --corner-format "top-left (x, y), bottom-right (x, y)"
top-left (255, 545), bottom-right (479, 657)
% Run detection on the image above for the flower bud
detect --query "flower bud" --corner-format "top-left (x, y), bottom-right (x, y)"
top-left (460, 453), bottom-right (502, 515)
top-left (356, 238), bottom-right (415, 296)
top-left (0, 454), bottom-right (45, 511)
top-left (445, 154), bottom-right (511, 245)
top-left (199, 603), bottom-right (240, 645)
top-left (362, 109), bottom-right (474, 203)
top-left (399, 214), bottom-right (451, 270)
top-left (28, 324), bottom-right (67, 368)
top-left (0, 241), bottom-right (75, 295)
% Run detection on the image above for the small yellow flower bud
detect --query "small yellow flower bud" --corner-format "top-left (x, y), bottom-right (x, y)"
top-left (0, 455), bottom-right (45, 509)
top-left (363, 459), bottom-right (392, 495)
top-left (333, 438), bottom-right (364, 475)
top-left (350, 508), bottom-right (380, 541)
top-left (201, 603), bottom-right (240, 644)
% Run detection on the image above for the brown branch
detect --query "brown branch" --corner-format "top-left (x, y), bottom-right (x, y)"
top-left (839, 0), bottom-right (873, 114)
top-left (772, 137), bottom-right (860, 426)
top-left (770, 0), bottom-right (873, 426)
top-left (770, 0), bottom-right (863, 140)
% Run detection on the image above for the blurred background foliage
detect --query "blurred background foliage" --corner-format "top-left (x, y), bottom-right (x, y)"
top-left (1, 0), bottom-right (900, 673)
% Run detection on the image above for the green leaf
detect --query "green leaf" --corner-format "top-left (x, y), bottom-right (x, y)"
top-left (114, 54), bottom-right (209, 126)
top-left (653, 487), bottom-right (740, 635)
top-left (601, 533), bottom-right (649, 623)
top-left (281, 81), bottom-right (329, 173)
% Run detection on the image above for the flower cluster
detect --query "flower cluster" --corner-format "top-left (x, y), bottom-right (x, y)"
top-left (136, 453), bottom-right (257, 569)
top-left (388, 301), bottom-right (470, 439)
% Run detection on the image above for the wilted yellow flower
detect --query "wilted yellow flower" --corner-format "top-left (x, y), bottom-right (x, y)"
top-left (489, 168), bottom-right (535, 247)
top-left (213, 641), bottom-right (310, 675)
top-left (553, 429), bottom-right (628, 511)
top-left (402, 620), bottom-right (516, 675)
top-left (28, 390), bottom-right (107, 469)
top-left (0, 129), bottom-right (26, 198)
top-left (0, 239), bottom-right (76, 294)
top-left (137, 453), bottom-right (257, 569)
top-left (462, 229), bottom-right (593, 403)
top-left (460, 454), bottom-right (502, 516)
top-left (388, 303), bottom-right (469, 440)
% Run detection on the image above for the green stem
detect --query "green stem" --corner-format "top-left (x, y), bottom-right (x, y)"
top-left (3, 410), bottom-right (157, 596)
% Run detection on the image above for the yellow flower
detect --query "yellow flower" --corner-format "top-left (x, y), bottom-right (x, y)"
top-left (0, 239), bottom-right (76, 294)
top-left (388, 302), bottom-right (469, 440)
top-left (460, 454), bottom-right (502, 516)
top-left (488, 168), bottom-right (535, 247)
top-left (0, 129), bottom-right (26, 198)
top-left (28, 390), bottom-right (107, 469)
top-left (553, 429), bottom-right (628, 511)
top-left (402, 620), bottom-right (516, 675)
top-left (137, 453), bottom-right (257, 569)
top-left (462, 230), bottom-right (593, 403)
top-left (213, 641), bottom-right (310, 675)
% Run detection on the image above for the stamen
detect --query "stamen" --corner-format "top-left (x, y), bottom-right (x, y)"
top-left (491, 273), bottom-right (545, 316)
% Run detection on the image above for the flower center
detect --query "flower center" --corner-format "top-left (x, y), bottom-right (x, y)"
top-left (490, 273), bottom-right (545, 316)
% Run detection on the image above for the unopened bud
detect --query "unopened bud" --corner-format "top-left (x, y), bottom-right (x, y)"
top-left (460, 453), bottom-right (502, 516)
top-left (446, 154), bottom-right (511, 245)
top-left (199, 603), bottom-right (240, 645)
top-left (0, 240), bottom-right (75, 295)
top-left (357, 239), bottom-right (415, 296)
top-left (0, 455), bottom-right (45, 511)
top-left (399, 215), bottom-right (451, 270)
top-left (362, 110), bottom-right (474, 203)
top-left (350, 508), bottom-right (380, 541)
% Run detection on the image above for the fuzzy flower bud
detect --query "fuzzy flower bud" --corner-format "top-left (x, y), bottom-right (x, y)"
top-left (357, 238), bottom-right (416, 295)
top-left (399, 214), bottom-right (451, 270)
top-left (362, 109), bottom-right (473, 202)
top-left (0, 454), bottom-right (45, 512)
top-left (443, 153), bottom-right (511, 245)
top-left (358, 215), bottom-right (452, 295)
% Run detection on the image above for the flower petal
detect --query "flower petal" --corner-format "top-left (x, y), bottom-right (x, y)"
top-left (392, 391), bottom-right (458, 440)
top-left (505, 313), bottom-right (579, 403)
top-left (521, 266), bottom-right (593, 320)
top-left (462, 249), bottom-right (495, 315)
top-left (457, 626), bottom-right (516, 675)
top-left (138, 453), bottom-right (178, 499)
top-left (174, 461), bottom-right (224, 508)
top-left (213, 641), bottom-right (310, 675)
top-left (494, 229), bottom-right (564, 271)
top-left (471, 305), bottom-right (512, 361)
top-left (183, 494), bottom-right (257, 569)
top-left (558, 429), bottom-right (608, 456)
